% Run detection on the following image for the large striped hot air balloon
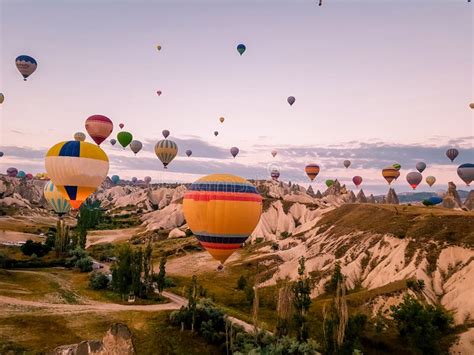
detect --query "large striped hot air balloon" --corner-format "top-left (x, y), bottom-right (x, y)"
top-left (406, 171), bottom-right (422, 190)
top-left (305, 164), bottom-right (320, 181)
top-left (85, 115), bottom-right (113, 145)
top-left (15, 55), bottom-right (37, 81)
top-left (446, 148), bottom-right (459, 162)
top-left (74, 132), bottom-right (86, 142)
top-left (382, 166), bottom-right (400, 184)
top-left (155, 139), bottom-right (178, 168)
top-left (45, 141), bottom-right (109, 209)
top-left (44, 181), bottom-right (71, 216)
top-left (183, 174), bottom-right (262, 265)
top-left (457, 163), bottom-right (474, 186)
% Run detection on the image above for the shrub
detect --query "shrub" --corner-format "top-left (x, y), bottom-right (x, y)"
top-left (280, 231), bottom-right (291, 239)
top-left (271, 242), bottom-right (279, 251)
top-left (75, 257), bottom-right (93, 272)
top-left (236, 275), bottom-right (247, 290)
top-left (20, 240), bottom-right (50, 257)
top-left (185, 228), bottom-right (193, 237)
top-left (89, 272), bottom-right (109, 290)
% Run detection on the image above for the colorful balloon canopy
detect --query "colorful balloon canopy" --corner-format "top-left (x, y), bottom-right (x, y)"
top-left (214, 131), bottom-right (219, 136)
top-left (15, 55), bottom-right (37, 81)
top-left (406, 171), bottom-right (422, 190)
top-left (44, 181), bottom-right (71, 216)
top-left (230, 147), bottom-right (239, 158)
top-left (0, 93), bottom-right (4, 104)
top-left (110, 139), bottom-right (117, 146)
top-left (155, 139), bottom-right (178, 168)
top-left (45, 141), bottom-right (109, 209)
top-left (271, 169), bottom-right (280, 181)
top-left (325, 179), bottom-right (334, 188)
top-left (17, 171), bottom-right (26, 179)
top-left (85, 115), bottom-right (113, 145)
top-left (382, 166), bottom-right (400, 185)
top-left (6, 167), bottom-right (18, 177)
top-left (237, 44), bottom-right (246, 55)
top-left (117, 131), bottom-right (133, 148)
top-left (305, 164), bottom-right (320, 181)
top-left (457, 163), bottom-right (474, 186)
top-left (416, 162), bottom-right (426, 173)
top-left (185, 149), bottom-right (192, 157)
top-left (271, 150), bottom-right (277, 158)
top-left (183, 174), bottom-right (262, 264)
top-left (144, 176), bottom-right (151, 184)
top-left (111, 175), bottom-right (120, 184)
top-left (446, 148), bottom-right (459, 162)
top-left (219, 117), bottom-right (225, 123)
top-left (119, 123), bottom-right (124, 129)
top-left (392, 163), bottom-right (401, 171)
top-left (26, 173), bottom-right (33, 180)
top-left (130, 140), bottom-right (143, 155)
top-left (352, 176), bottom-right (363, 188)
top-left (426, 176), bottom-right (436, 187)
top-left (422, 196), bottom-right (442, 206)
top-left (343, 160), bottom-right (351, 168)
top-left (74, 132), bottom-right (86, 142)
top-left (162, 130), bottom-right (170, 139)
top-left (156, 90), bottom-right (162, 96)
top-left (287, 96), bottom-right (295, 106)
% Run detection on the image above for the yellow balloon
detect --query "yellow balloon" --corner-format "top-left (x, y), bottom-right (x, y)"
top-left (154, 139), bottom-right (178, 169)
top-left (157, 45), bottom-right (162, 51)
top-left (45, 140), bottom-right (109, 209)
top-left (0, 93), bottom-right (4, 104)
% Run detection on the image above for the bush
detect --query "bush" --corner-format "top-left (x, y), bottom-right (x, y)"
top-left (271, 242), bottom-right (279, 251)
top-left (66, 247), bottom-right (93, 272)
top-left (280, 231), bottom-right (291, 239)
top-left (236, 275), bottom-right (247, 290)
top-left (185, 228), bottom-right (193, 237)
top-left (89, 272), bottom-right (109, 290)
top-left (406, 278), bottom-right (425, 292)
top-left (75, 257), bottom-right (93, 272)
top-left (20, 240), bottom-right (50, 257)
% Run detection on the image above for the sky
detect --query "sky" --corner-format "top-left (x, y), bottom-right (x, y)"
top-left (0, 0), bottom-right (473, 194)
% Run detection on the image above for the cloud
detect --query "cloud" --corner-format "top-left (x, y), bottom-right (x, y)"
top-left (0, 146), bottom-right (46, 160)
top-left (143, 137), bottom-right (229, 159)
top-left (10, 129), bottom-right (24, 135)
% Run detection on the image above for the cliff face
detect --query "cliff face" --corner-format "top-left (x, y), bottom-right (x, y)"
top-left (442, 182), bottom-right (464, 209)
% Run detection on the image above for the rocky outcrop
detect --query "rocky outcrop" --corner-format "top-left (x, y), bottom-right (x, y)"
top-left (367, 194), bottom-right (375, 204)
top-left (347, 190), bottom-right (357, 203)
top-left (0, 176), bottom-right (45, 206)
top-left (385, 188), bottom-right (399, 205)
top-left (315, 190), bottom-right (323, 199)
top-left (306, 185), bottom-right (315, 197)
top-left (464, 190), bottom-right (474, 211)
top-left (323, 180), bottom-right (345, 197)
top-left (442, 182), bottom-right (463, 209)
top-left (49, 323), bottom-right (135, 355)
top-left (141, 203), bottom-right (185, 232)
top-left (356, 189), bottom-right (367, 203)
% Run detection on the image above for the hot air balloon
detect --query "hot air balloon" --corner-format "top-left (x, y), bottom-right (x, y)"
top-left (393, 163), bottom-right (401, 171)
top-left (132, 177), bottom-right (138, 183)
top-left (457, 163), bottom-right (474, 186)
top-left (155, 139), bottom-right (178, 168)
top-left (44, 181), bottom-right (71, 216)
top-left (271, 169), bottom-right (280, 181)
top-left (271, 150), bottom-right (277, 158)
top-left (214, 131), bottom-right (219, 136)
top-left (469, 103), bottom-right (474, 109)
top-left (117, 131), bottom-right (133, 149)
top-left (446, 148), bottom-right (459, 162)
top-left (416, 162), bottom-right (426, 173)
top-left (352, 176), bottom-right (362, 188)
top-left (219, 117), bottom-right (225, 123)
top-left (7, 167), bottom-right (18, 177)
top-left (305, 164), bottom-right (320, 181)
top-left (26, 173), bottom-right (33, 180)
top-left (111, 175), bottom-right (120, 184)
top-left (130, 140), bottom-right (143, 155)
top-left (0, 152), bottom-right (4, 157)
top-left (157, 45), bottom-right (162, 51)
top-left (15, 55), bottom-right (37, 81)
top-left (237, 44), bottom-right (246, 55)
top-left (45, 140), bottom-right (109, 209)
top-left (85, 115), bottom-right (113, 145)
top-left (162, 130), bottom-right (170, 139)
top-left (17, 171), bottom-right (26, 179)
top-left (110, 139), bottom-right (117, 146)
top-left (156, 90), bottom-right (162, 96)
top-left (230, 147), bottom-right (239, 158)
top-left (325, 179), bottom-right (334, 188)
top-left (287, 96), bottom-right (295, 106)
top-left (144, 176), bottom-right (151, 184)
top-left (426, 176), bottom-right (436, 187)
top-left (119, 123), bottom-right (124, 129)
top-left (0, 93), bottom-right (4, 104)
top-left (74, 132), bottom-right (86, 142)
top-left (185, 149), bottom-right (192, 157)
top-left (422, 196), bottom-right (442, 206)
top-left (382, 166), bottom-right (400, 184)
top-left (406, 171), bottom-right (422, 190)
top-left (183, 174), bottom-right (262, 265)
top-left (343, 160), bottom-right (351, 168)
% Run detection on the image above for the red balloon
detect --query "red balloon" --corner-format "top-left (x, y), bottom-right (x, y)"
top-left (352, 176), bottom-right (363, 188)
top-left (85, 115), bottom-right (113, 145)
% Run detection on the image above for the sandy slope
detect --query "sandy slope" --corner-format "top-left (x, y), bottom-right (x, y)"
top-left (0, 230), bottom-right (42, 243)
top-left (86, 227), bottom-right (141, 247)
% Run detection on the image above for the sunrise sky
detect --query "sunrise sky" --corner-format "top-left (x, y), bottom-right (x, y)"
top-left (0, 0), bottom-right (473, 194)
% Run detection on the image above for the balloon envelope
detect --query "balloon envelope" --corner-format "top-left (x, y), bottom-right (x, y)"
top-left (6, 167), bottom-right (18, 177)
top-left (406, 171), bottom-right (423, 190)
top-left (74, 132), bottom-right (86, 142)
top-left (144, 176), bottom-right (151, 184)
top-left (132, 177), bottom-right (138, 183)
top-left (16, 55), bottom-right (37, 80)
top-left (214, 131), bottom-right (219, 136)
top-left (457, 163), bottom-right (474, 186)
top-left (230, 147), bottom-right (239, 158)
top-left (111, 175), bottom-right (120, 184)
top-left (110, 139), bottom-right (117, 146)
top-left (305, 164), bottom-right (320, 181)
top-left (130, 140), bottom-right (143, 155)
top-left (0, 152), bottom-right (4, 157)
top-left (428, 196), bottom-right (442, 205)
top-left (271, 150), bottom-right (277, 158)
top-left (155, 139), bottom-right (178, 168)
top-left (44, 181), bottom-right (71, 216)
top-left (0, 93), bottom-right (4, 104)
top-left (156, 90), bottom-right (162, 96)
top-left (271, 169), bottom-right (280, 181)
top-left (352, 176), bottom-right (363, 187)
top-left (183, 174), bottom-right (262, 264)
top-left (237, 44), bottom-right (246, 55)
top-left (343, 160), bottom-right (351, 168)
top-left (392, 163), bottom-right (401, 171)
top-left (219, 117), bottom-right (225, 123)
top-left (426, 176), bottom-right (436, 187)
top-left (45, 141), bottom-right (109, 209)
top-left (117, 131), bottom-right (133, 148)
top-left (162, 130), bottom-right (170, 139)
top-left (469, 103), bottom-right (474, 109)
top-left (85, 115), bottom-right (113, 145)
top-left (325, 179), bottom-right (334, 188)
top-left (26, 173), bottom-right (33, 180)
top-left (446, 148), bottom-right (459, 162)
top-left (382, 167), bottom-right (400, 184)
top-left (416, 162), bottom-right (426, 173)
top-left (119, 123), bottom-right (124, 129)
top-left (287, 96), bottom-right (295, 106)
top-left (157, 45), bottom-right (162, 51)
top-left (185, 149), bottom-right (192, 157)
top-left (17, 171), bottom-right (26, 179)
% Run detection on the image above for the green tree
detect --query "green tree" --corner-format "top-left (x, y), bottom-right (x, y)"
top-left (89, 272), bottom-right (109, 290)
top-left (236, 275), bottom-right (247, 290)
top-left (292, 256), bottom-right (312, 341)
top-left (131, 248), bottom-right (143, 297)
top-left (111, 245), bottom-right (133, 298)
top-left (20, 240), bottom-right (50, 257)
top-left (324, 262), bottom-right (343, 294)
top-left (187, 275), bottom-right (199, 332)
top-left (76, 199), bottom-right (103, 249)
top-left (143, 239), bottom-right (153, 294)
top-left (156, 257), bottom-right (167, 294)
top-left (390, 294), bottom-right (453, 354)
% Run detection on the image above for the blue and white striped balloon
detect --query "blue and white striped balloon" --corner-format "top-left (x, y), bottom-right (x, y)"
top-left (44, 180), bottom-right (71, 216)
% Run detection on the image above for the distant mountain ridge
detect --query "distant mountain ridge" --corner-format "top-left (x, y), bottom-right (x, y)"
top-left (375, 190), bottom-right (470, 203)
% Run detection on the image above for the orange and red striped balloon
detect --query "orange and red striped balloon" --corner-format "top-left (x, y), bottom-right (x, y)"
top-left (85, 115), bottom-right (113, 145)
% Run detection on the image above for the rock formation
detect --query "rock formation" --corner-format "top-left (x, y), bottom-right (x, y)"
top-left (464, 190), bottom-right (474, 211)
top-left (356, 189), bottom-right (367, 203)
top-left (49, 323), bottom-right (135, 355)
top-left (442, 182), bottom-right (463, 209)
top-left (347, 190), bottom-right (357, 203)
top-left (315, 190), bottom-right (323, 199)
top-left (306, 185), bottom-right (315, 197)
top-left (323, 179), bottom-right (343, 197)
top-left (385, 188), bottom-right (399, 205)
top-left (368, 194), bottom-right (375, 203)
